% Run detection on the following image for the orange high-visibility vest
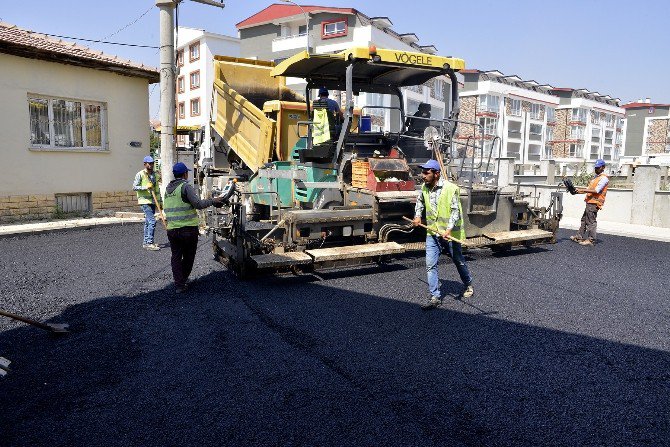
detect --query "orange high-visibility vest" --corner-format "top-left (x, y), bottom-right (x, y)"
top-left (585, 174), bottom-right (609, 209)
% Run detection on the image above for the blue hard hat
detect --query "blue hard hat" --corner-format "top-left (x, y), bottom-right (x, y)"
top-left (172, 162), bottom-right (189, 175)
top-left (594, 159), bottom-right (606, 168)
top-left (318, 87), bottom-right (329, 96)
top-left (418, 159), bottom-right (441, 171)
top-left (143, 155), bottom-right (154, 163)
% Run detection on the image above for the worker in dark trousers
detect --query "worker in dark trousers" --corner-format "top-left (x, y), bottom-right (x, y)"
top-left (163, 162), bottom-right (225, 293)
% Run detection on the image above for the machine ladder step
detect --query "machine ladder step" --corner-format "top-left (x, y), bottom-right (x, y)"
top-left (251, 252), bottom-right (313, 268)
top-left (306, 242), bottom-right (405, 262)
top-left (483, 228), bottom-right (553, 244)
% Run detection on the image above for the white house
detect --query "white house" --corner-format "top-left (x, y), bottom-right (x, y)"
top-left (175, 26), bottom-right (240, 162)
top-left (0, 22), bottom-right (159, 222)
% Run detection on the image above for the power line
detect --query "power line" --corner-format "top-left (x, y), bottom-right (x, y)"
top-left (100, 5), bottom-right (154, 41)
top-left (28, 31), bottom-right (158, 49)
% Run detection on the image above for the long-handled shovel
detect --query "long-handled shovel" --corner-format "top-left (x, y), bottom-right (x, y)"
top-left (150, 189), bottom-right (168, 229)
top-left (0, 309), bottom-right (69, 334)
top-left (402, 216), bottom-right (471, 246)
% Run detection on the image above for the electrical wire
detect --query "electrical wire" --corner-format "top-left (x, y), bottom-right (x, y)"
top-left (27, 31), bottom-right (158, 48)
top-left (99, 5), bottom-right (153, 41)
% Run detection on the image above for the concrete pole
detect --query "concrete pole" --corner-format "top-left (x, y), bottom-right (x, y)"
top-left (540, 159), bottom-right (556, 185)
top-left (156, 0), bottom-right (177, 196)
top-left (630, 165), bottom-right (661, 225)
top-left (496, 157), bottom-right (516, 187)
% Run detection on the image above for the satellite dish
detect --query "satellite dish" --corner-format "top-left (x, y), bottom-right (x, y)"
top-left (423, 126), bottom-right (440, 144)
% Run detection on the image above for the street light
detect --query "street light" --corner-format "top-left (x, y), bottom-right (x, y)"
top-left (280, 0), bottom-right (310, 54)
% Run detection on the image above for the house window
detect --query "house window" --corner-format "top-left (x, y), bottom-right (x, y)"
top-left (298, 25), bottom-right (307, 36)
top-left (544, 127), bottom-right (554, 159)
top-left (479, 94), bottom-right (500, 113)
top-left (605, 113), bottom-right (615, 127)
top-left (591, 111), bottom-right (600, 125)
top-left (571, 108), bottom-right (587, 123)
top-left (177, 49), bottom-right (184, 67)
top-left (507, 142), bottom-right (521, 160)
top-left (591, 127), bottom-right (600, 143)
top-left (189, 42), bottom-right (200, 62)
top-left (604, 130), bottom-right (613, 145)
top-left (177, 76), bottom-right (185, 93)
top-left (507, 120), bottom-right (522, 139)
top-left (603, 145), bottom-right (612, 160)
top-left (546, 107), bottom-right (555, 122)
top-left (28, 95), bottom-right (106, 150)
top-left (190, 70), bottom-right (200, 90)
top-left (529, 123), bottom-right (543, 141)
top-left (178, 102), bottom-right (185, 119)
top-left (509, 98), bottom-right (521, 117)
top-left (177, 134), bottom-right (187, 147)
top-left (528, 144), bottom-right (542, 161)
top-left (569, 143), bottom-right (583, 158)
top-left (570, 125), bottom-right (584, 140)
top-left (190, 98), bottom-right (200, 116)
top-left (590, 145), bottom-right (600, 160)
top-left (432, 79), bottom-right (444, 101)
top-left (322, 19), bottom-right (347, 38)
top-left (478, 116), bottom-right (498, 136)
top-left (530, 103), bottom-right (542, 120)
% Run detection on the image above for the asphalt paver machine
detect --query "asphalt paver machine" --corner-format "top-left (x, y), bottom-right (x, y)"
top-left (204, 47), bottom-right (563, 277)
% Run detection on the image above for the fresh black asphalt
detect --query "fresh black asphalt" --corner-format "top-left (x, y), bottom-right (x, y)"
top-left (0, 224), bottom-right (668, 446)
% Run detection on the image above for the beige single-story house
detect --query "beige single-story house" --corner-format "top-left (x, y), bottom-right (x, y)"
top-left (0, 22), bottom-right (160, 222)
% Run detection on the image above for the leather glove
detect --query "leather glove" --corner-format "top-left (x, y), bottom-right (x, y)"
top-left (212, 197), bottom-right (226, 208)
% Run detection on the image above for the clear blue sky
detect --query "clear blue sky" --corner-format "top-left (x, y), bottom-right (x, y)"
top-left (4, 0), bottom-right (669, 119)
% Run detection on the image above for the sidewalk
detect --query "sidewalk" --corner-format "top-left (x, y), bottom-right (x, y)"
top-left (0, 213), bottom-right (144, 237)
top-left (561, 217), bottom-right (670, 243)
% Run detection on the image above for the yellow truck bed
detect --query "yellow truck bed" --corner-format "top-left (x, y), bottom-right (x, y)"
top-left (211, 56), bottom-right (307, 173)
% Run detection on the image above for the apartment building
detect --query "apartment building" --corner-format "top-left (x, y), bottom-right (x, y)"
top-left (458, 70), bottom-right (624, 169)
top-left (458, 70), bottom-right (559, 164)
top-left (174, 27), bottom-right (239, 160)
top-left (235, 4), bottom-right (451, 132)
top-left (550, 88), bottom-right (624, 167)
top-left (621, 99), bottom-right (670, 165)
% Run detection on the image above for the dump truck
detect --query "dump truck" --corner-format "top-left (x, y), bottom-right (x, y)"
top-left (202, 47), bottom-right (563, 277)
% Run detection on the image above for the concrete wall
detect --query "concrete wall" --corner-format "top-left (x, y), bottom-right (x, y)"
top-left (0, 53), bottom-right (153, 221)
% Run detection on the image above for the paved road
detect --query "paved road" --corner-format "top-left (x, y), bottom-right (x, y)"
top-left (1, 224), bottom-right (669, 446)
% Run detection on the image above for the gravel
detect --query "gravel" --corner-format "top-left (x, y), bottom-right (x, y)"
top-left (1, 224), bottom-right (668, 446)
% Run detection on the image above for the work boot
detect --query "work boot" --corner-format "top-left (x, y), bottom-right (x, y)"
top-left (462, 285), bottom-right (474, 299)
top-left (143, 243), bottom-right (160, 251)
top-left (579, 239), bottom-right (594, 246)
top-left (175, 284), bottom-right (188, 294)
top-left (421, 296), bottom-right (441, 310)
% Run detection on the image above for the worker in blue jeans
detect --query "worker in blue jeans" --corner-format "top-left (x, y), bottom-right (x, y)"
top-left (413, 159), bottom-right (473, 309)
top-left (132, 155), bottom-right (160, 251)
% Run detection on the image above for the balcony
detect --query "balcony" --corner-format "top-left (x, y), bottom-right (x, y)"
top-left (272, 34), bottom-right (309, 53)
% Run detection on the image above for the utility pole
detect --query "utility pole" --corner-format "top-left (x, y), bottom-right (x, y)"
top-left (155, 0), bottom-right (224, 195)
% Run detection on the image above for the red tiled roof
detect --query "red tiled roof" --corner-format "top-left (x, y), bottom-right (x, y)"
top-left (622, 102), bottom-right (670, 109)
top-left (0, 22), bottom-right (159, 82)
top-left (459, 69), bottom-right (481, 74)
top-left (236, 4), bottom-right (357, 29)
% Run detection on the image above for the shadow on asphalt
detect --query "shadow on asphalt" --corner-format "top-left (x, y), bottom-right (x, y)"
top-left (1, 265), bottom-right (668, 447)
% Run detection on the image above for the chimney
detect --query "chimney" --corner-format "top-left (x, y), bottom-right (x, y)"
top-left (645, 97), bottom-right (651, 103)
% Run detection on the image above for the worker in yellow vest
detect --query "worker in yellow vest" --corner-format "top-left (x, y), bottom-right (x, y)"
top-left (163, 162), bottom-right (225, 293)
top-left (412, 159), bottom-right (474, 310)
top-left (132, 155), bottom-right (160, 251)
top-left (570, 159), bottom-right (609, 246)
